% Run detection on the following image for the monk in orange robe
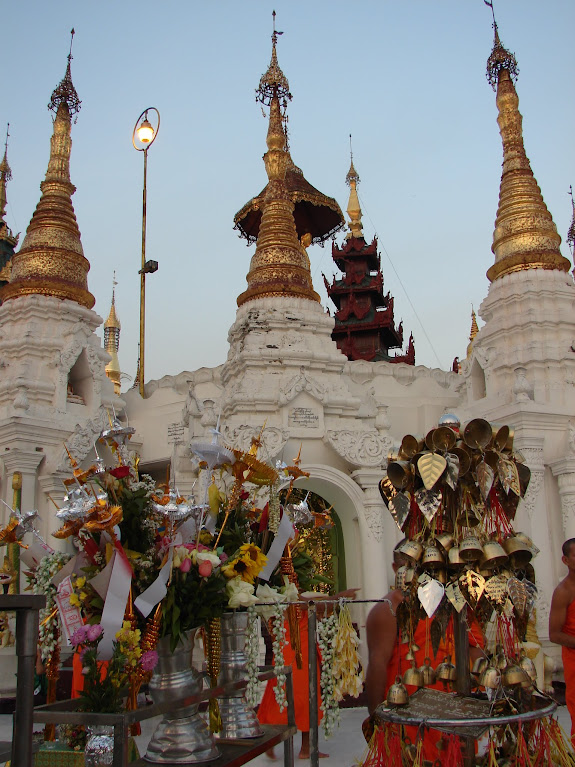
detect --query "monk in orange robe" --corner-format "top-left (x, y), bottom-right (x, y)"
top-left (549, 538), bottom-right (575, 744)
top-left (365, 566), bottom-right (484, 763)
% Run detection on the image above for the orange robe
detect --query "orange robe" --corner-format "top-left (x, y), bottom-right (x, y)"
top-left (71, 651), bottom-right (108, 699)
top-left (384, 615), bottom-right (484, 763)
top-left (258, 614), bottom-right (322, 731)
top-left (561, 598), bottom-right (575, 744)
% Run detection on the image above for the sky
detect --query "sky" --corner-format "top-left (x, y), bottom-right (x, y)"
top-left (3, 1), bottom-right (574, 385)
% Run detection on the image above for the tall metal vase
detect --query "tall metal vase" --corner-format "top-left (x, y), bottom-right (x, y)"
top-left (217, 611), bottom-right (263, 739)
top-left (145, 631), bottom-right (220, 763)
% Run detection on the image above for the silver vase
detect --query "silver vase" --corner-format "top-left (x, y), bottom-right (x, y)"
top-left (145, 631), bottom-right (220, 763)
top-left (217, 611), bottom-right (263, 739)
top-left (85, 725), bottom-right (114, 767)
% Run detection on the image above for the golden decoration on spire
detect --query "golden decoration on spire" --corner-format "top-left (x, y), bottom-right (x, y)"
top-left (345, 135), bottom-right (363, 240)
top-left (485, 19), bottom-right (570, 283)
top-left (1, 33), bottom-right (95, 309)
top-left (237, 14), bottom-right (320, 307)
top-left (567, 186), bottom-right (575, 256)
top-left (0, 124), bottom-right (19, 286)
top-left (104, 272), bottom-right (122, 395)
top-left (467, 307), bottom-right (479, 358)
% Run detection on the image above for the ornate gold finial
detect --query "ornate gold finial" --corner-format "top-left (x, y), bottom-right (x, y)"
top-left (567, 186), bottom-right (575, 257)
top-left (0, 125), bottom-right (12, 223)
top-left (485, 2), bottom-right (519, 90)
top-left (345, 135), bottom-right (363, 240)
top-left (467, 307), bottom-right (479, 358)
top-left (0, 124), bottom-right (19, 285)
top-left (485, 14), bottom-right (570, 282)
top-left (1, 35), bottom-right (95, 308)
top-left (237, 18), bottom-right (319, 307)
top-left (104, 272), bottom-right (122, 395)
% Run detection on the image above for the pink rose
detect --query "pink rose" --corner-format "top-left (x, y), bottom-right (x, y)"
top-left (198, 560), bottom-right (213, 578)
top-left (179, 557), bottom-right (192, 573)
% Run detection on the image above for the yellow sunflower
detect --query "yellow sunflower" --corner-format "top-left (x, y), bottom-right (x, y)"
top-left (221, 555), bottom-right (256, 584)
top-left (238, 544), bottom-right (267, 576)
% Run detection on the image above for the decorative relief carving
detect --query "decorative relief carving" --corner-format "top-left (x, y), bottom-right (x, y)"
top-left (535, 591), bottom-right (550, 632)
top-left (325, 429), bottom-right (392, 468)
top-left (517, 447), bottom-right (544, 520)
top-left (54, 407), bottom-right (110, 471)
top-left (363, 502), bottom-right (383, 541)
top-left (222, 425), bottom-right (289, 463)
top-left (279, 368), bottom-right (325, 405)
top-left (561, 496), bottom-right (575, 535)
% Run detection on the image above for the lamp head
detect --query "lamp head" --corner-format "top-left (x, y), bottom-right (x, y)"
top-left (137, 115), bottom-right (155, 144)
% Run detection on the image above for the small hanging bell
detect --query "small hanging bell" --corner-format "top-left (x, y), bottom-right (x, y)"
top-left (502, 663), bottom-right (529, 687)
top-left (419, 657), bottom-right (437, 686)
top-left (403, 660), bottom-right (424, 688)
top-left (436, 655), bottom-right (457, 688)
top-left (479, 665), bottom-right (501, 689)
top-left (386, 676), bottom-right (409, 707)
top-left (519, 651), bottom-right (537, 684)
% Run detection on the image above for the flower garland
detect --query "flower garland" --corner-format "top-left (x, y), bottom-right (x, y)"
top-left (317, 610), bottom-right (339, 736)
top-left (31, 552), bottom-right (71, 663)
top-left (332, 602), bottom-right (364, 700)
top-left (245, 605), bottom-right (260, 707)
top-left (271, 602), bottom-right (288, 711)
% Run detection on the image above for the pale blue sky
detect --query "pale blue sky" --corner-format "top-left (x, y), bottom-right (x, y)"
top-left (3, 1), bottom-right (574, 384)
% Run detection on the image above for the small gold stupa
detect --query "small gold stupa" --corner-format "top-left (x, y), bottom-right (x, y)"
top-left (1, 37), bottom-right (95, 309)
top-left (485, 24), bottom-right (570, 282)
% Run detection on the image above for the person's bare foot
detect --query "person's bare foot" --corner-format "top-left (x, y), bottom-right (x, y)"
top-left (265, 748), bottom-right (278, 760)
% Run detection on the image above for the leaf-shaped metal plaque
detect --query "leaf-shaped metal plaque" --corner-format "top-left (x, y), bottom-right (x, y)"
top-left (445, 453), bottom-right (460, 490)
top-left (507, 576), bottom-right (527, 616)
top-left (415, 488), bottom-right (442, 523)
top-left (497, 458), bottom-right (521, 496)
top-left (389, 491), bottom-right (411, 531)
top-left (418, 579), bottom-right (445, 619)
top-left (418, 453), bottom-right (447, 490)
top-left (476, 461), bottom-right (495, 500)
top-left (458, 570), bottom-right (486, 609)
top-left (430, 600), bottom-right (451, 657)
top-left (378, 476), bottom-right (397, 507)
top-left (445, 581), bottom-right (467, 613)
top-left (484, 575), bottom-right (508, 609)
top-left (523, 579), bottom-right (537, 616)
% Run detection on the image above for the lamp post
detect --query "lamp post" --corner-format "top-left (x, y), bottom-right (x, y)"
top-left (132, 107), bottom-right (160, 397)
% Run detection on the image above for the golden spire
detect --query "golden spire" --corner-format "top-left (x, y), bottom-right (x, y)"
top-left (236, 13), bottom-right (319, 307)
top-left (0, 126), bottom-right (12, 225)
top-left (104, 272), bottom-right (121, 395)
top-left (1, 31), bottom-right (95, 309)
top-left (485, 22), bottom-right (570, 282)
top-left (0, 125), bottom-right (19, 264)
top-left (345, 135), bottom-right (363, 240)
top-left (467, 307), bottom-right (479, 358)
top-left (567, 186), bottom-right (575, 258)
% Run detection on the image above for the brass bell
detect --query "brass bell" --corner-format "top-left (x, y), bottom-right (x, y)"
top-left (436, 655), bottom-right (457, 684)
top-left (436, 532), bottom-right (454, 554)
top-left (452, 445), bottom-right (472, 476)
top-left (515, 531), bottom-right (539, 557)
top-left (422, 544), bottom-right (445, 569)
top-left (490, 424), bottom-right (510, 452)
top-left (519, 652), bottom-right (537, 684)
top-left (481, 540), bottom-right (508, 569)
top-left (386, 676), bottom-right (409, 707)
top-left (433, 426), bottom-right (457, 452)
top-left (425, 429), bottom-right (437, 450)
top-left (419, 657), bottom-right (437, 686)
top-left (396, 539), bottom-right (423, 564)
top-left (399, 434), bottom-right (422, 459)
top-left (472, 656), bottom-right (488, 676)
top-left (462, 418), bottom-right (493, 450)
top-left (495, 648), bottom-right (507, 670)
top-left (448, 546), bottom-right (465, 569)
top-left (387, 460), bottom-right (414, 490)
top-left (502, 536), bottom-right (532, 567)
top-left (480, 665), bottom-right (501, 689)
top-left (395, 565), bottom-right (415, 591)
top-left (502, 663), bottom-right (529, 687)
top-left (403, 660), bottom-right (424, 688)
top-left (459, 535), bottom-right (483, 562)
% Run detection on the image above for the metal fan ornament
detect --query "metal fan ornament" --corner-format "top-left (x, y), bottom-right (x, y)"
top-left (190, 426), bottom-right (234, 471)
top-left (100, 416), bottom-right (135, 446)
top-left (285, 491), bottom-right (313, 527)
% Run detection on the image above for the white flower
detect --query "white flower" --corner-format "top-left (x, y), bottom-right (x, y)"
top-left (226, 576), bottom-right (258, 608)
top-left (255, 583), bottom-right (282, 622)
top-left (196, 551), bottom-right (222, 568)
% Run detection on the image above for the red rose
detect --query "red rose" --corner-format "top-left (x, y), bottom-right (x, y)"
top-left (109, 466), bottom-right (131, 479)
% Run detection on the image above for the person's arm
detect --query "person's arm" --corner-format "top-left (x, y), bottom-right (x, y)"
top-left (365, 600), bottom-right (398, 714)
top-left (549, 587), bottom-right (575, 648)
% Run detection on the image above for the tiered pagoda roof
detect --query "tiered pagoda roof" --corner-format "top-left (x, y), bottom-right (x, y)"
top-left (325, 158), bottom-right (414, 364)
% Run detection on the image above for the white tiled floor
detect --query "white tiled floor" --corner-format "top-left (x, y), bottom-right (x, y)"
top-left (0, 704), bottom-right (572, 766)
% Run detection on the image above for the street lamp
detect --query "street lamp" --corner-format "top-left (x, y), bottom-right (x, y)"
top-left (132, 107), bottom-right (160, 397)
